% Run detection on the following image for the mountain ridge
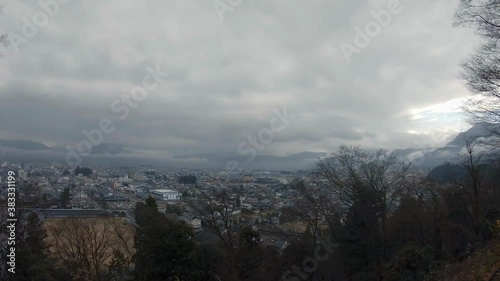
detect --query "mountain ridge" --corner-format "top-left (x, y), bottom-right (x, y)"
top-left (0, 124), bottom-right (498, 170)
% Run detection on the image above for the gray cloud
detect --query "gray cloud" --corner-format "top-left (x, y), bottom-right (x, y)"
top-left (0, 0), bottom-right (481, 168)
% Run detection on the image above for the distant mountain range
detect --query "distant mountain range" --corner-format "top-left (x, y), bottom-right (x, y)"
top-left (0, 138), bottom-right (327, 170)
top-left (0, 139), bottom-right (54, 151)
top-left (396, 123), bottom-right (500, 170)
top-left (0, 139), bottom-right (131, 155)
top-left (0, 124), bottom-right (498, 170)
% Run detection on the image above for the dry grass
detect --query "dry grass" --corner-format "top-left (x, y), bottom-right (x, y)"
top-left (427, 238), bottom-right (500, 281)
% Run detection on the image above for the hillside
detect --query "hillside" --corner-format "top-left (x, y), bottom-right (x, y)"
top-left (427, 237), bottom-right (500, 281)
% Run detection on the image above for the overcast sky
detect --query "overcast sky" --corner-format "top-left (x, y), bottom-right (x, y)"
top-left (0, 0), bottom-right (483, 165)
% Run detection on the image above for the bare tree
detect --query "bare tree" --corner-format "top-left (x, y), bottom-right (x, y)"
top-left (315, 146), bottom-right (411, 260)
top-left (290, 179), bottom-right (341, 244)
top-left (408, 173), bottom-right (448, 258)
top-left (108, 218), bottom-right (135, 279)
top-left (191, 189), bottom-right (239, 281)
top-left (454, 139), bottom-right (489, 235)
top-left (455, 0), bottom-right (500, 130)
top-left (47, 217), bottom-right (132, 281)
top-left (315, 146), bottom-right (367, 209)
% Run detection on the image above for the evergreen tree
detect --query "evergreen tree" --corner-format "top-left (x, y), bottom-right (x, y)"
top-left (0, 211), bottom-right (59, 281)
top-left (134, 196), bottom-right (197, 280)
top-left (60, 188), bottom-right (70, 208)
top-left (340, 187), bottom-right (382, 280)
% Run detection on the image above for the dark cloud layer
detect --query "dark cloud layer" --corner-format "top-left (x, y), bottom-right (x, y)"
top-left (0, 0), bottom-right (481, 167)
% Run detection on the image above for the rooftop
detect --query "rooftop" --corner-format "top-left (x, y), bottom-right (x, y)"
top-left (152, 189), bottom-right (178, 193)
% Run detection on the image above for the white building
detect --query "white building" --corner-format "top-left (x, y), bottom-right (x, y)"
top-left (152, 189), bottom-right (181, 201)
top-left (241, 203), bottom-right (252, 210)
top-left (189, 219), bottom-right (202, 230)
top-left (18, 169), bottom-right (28, 180)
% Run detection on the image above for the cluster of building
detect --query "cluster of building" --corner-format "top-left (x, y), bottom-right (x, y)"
top-left (1, 162), bottom-right (333, 250)
top-left (2, 163), bottom-right (308, 217)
